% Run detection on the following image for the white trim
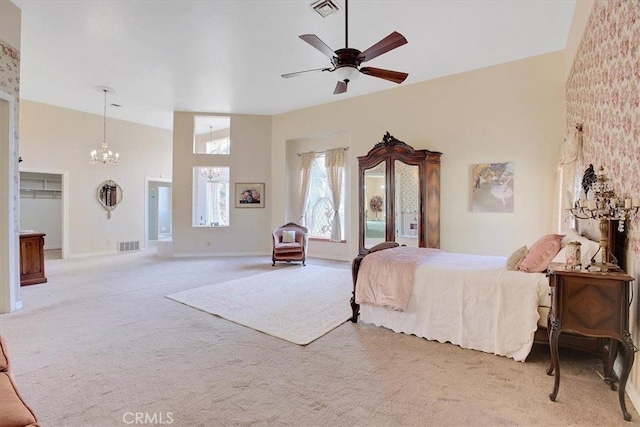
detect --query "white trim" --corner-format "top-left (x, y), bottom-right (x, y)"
top-left (172, 251), bottom-right (270, 258)
top-left (0, 90), bottom-right (19, 313)
top-left (68, 250), bottom-right (118, 258)
top-left (304, 253), bottom-right (351, 262)
top-left (627, 383), bottom-right (640, 418)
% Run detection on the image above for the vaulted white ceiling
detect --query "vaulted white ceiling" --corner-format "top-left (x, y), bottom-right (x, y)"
top-left (12, 0), bottom-right (576, 130)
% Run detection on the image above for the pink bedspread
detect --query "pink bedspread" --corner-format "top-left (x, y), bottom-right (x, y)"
top-left (355, 246), bottom-right (440, 311)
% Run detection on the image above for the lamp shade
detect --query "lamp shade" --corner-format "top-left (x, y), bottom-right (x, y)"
top-left (333, 66), bottom-right (359, 82)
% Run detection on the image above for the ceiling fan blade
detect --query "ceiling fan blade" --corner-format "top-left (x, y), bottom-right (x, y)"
top-left (356, 31), bottom-right (408, 63)
top-left (360, 67), bottom-right (408, 84)
top-left (333, 80), bottom-right (348, 95)
top-left (299, 34), bottom-right (336, 59)
top-left (281, 68), bottom-right (331, 78)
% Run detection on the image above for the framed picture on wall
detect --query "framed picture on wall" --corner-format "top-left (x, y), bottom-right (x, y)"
top-left (235, 183), bottom-right (265, 208)
top-left (470, 162), bottom-right (514, 212)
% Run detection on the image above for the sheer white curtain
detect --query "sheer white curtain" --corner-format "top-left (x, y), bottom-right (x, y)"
top-left (298, 152), bottom-right (316, 226)
top-left (325, 148), bottom-right (346, 242)
top-left (555, 127), bottom-right (582, 232)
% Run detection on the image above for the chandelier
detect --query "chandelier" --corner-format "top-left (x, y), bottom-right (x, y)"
top-left (200, 127), bottom-right (219, 181)
top-left (568, 164), bottom-right (639, 271)
top-left (200, 167), bottom-right (220, 182)
top-left (90, 86), bottom-right (120, 165)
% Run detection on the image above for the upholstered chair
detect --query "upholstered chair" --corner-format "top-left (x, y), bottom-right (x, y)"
top-left (272, 223), bottom-right (309, 266)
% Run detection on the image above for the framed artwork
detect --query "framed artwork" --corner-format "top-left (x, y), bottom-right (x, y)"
top-left (235, 183), bottom-right (264, 208)
top-left (470, 162), bottom-right (514, 212)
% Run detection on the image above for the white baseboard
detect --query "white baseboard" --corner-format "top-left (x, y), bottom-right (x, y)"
top-left (626, 382), bottom-right (640, 416)
top-left (68, 250), bottom-right (118, 258)
top-left (172, 251), bottom-right (271, 258)
top-left (308, 254), bottom-right (352, 262)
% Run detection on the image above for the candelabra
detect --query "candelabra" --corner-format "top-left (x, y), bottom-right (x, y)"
top-left (568, 165), bottom-right (639, 271)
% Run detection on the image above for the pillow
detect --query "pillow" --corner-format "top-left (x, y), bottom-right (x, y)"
top-left (282, 230), bottom-right (296, 243)
top-left (506, 246), bottom-right (528, 271)
top-left (519, 234), bottom-right (564, 272)
top-left (551, 228), bottom-right (601, 266)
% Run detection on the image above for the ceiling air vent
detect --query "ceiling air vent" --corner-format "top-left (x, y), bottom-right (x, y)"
top-left (310, 0), bottom-right (341, 18)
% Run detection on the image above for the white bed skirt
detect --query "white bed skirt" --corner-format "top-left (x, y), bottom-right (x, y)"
top-left (359, 252), bottom-right (549, 362)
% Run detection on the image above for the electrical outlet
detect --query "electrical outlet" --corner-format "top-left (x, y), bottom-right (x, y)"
top-left (107, 239), bottom-right (111, 245)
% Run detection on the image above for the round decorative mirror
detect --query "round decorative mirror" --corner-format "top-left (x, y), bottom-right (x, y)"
top-left (98, 180), bottom-right (123, 218)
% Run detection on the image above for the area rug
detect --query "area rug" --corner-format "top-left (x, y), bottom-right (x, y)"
top-left (165, 265), bottom-right (353, 345)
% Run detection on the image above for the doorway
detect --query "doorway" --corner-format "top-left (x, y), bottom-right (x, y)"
top-left (19, 171), bottom-right (64, 259)
top-left (146, 178), bottom-right (172, 248)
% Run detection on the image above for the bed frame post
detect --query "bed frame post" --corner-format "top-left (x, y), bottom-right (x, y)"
top-left (350, 255), bottom-right (364, 322)
top-left (350, 241), bottom-right (401, 323)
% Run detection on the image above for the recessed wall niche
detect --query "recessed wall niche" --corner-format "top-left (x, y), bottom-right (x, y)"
top-left (193, 115), bottom-right (230, 155)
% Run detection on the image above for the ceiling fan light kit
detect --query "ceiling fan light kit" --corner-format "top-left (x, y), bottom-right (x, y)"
top-left (333, 65), bottom-right (359, 82)
top-left (283, 0), bottom-right (408, 94)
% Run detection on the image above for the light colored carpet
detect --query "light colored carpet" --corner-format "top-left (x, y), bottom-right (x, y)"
top-left (1, 250), bottom-right (638, 426)
top-left (166, 265), bottom-right (353, 345)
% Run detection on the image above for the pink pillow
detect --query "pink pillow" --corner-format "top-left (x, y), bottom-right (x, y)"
top-left (519, 234), bottom-right (564, 272)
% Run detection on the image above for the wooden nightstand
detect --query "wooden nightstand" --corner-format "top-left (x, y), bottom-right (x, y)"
top-left (546, 263), bottom-right (635, 421)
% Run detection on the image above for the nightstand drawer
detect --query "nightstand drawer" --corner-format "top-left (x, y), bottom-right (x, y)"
top-left (558, 277), bottom-right (624, 339)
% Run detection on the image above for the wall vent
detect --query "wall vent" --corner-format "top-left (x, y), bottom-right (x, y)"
top-left (310, 0), bottom-right (340, 18)
top-left (118, 241), bottom-right (140, 252)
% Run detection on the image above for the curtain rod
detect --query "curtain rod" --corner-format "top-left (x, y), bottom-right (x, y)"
top-left (297, 147), bottom-right (349, 156)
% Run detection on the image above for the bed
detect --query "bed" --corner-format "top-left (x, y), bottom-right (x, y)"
top-left (350, 221), bottom-right (626, 362)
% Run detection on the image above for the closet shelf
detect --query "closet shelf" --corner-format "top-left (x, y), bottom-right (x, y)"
top-left (20, 188), bottom-right (62, 199)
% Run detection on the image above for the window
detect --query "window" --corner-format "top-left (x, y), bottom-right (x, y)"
top-left (193, 115), bottom-right (230, 155)
top-left (193, 167), bottom-right (230, 227)
top-left (205, 137), bottom-right (230, 155)
top-left (304, 155), bottom-right (345, 240)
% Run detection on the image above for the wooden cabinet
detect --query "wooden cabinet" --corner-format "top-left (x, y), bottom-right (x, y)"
top-left (19, 232), bottom-right (47, 286)
top-left (357, 132), bottom-right (441, 254)
top-left (547, 264), bottom-right (635, 420)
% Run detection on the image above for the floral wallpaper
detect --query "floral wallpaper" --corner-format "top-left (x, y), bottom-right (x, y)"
top-left (396, 161), bottom-right (419, 214)
top-left (566, 0), bottom-right (640, 254)
top-left (0, 40), bottom-right (20, 97)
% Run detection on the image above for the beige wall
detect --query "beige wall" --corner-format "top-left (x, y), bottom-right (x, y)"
top-left (273, 51), bottom-right (566, 259)
top-left (0, 0), bottom-right (21, 48)
top-left (565, 0), bottom-right (596, 77)
top-left (171, 112), bottom-right (272, 256)
top-left (18, 100), bottom-right (172, 257)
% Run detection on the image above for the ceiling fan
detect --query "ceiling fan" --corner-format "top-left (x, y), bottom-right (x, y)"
top-left (282, 0), bottom-right (409, 95)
